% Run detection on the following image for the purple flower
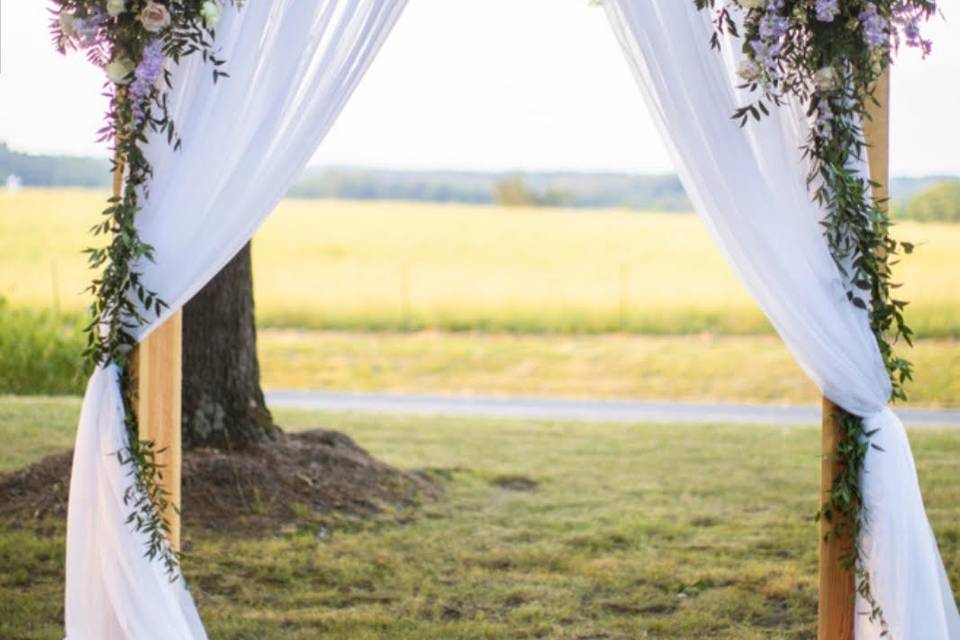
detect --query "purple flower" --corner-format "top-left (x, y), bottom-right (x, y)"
top-left (129, 40), bottom-right (165, 126)
top-left (892, 1), bottom-right (934, 55)
top-left (747, 0), bottom-right (789, 78)
top-left (815, 0), bottom-right (840, 23)
top-left (859, 2), bottom-right (889, 49)
top-left (815, 101), bottom-right (835, 140)
top-left (71, 9), bottom-right (107, 48)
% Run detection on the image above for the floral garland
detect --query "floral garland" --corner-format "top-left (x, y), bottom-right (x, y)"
top-left (693, 0), bottom-right (936, 632)
top-left (51, 0), bottom-right (235, 578)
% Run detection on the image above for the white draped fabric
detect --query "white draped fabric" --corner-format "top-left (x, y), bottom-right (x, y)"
top-left (603, 2), bottom-right (960, 639)
top-left (64, 1), bottom-right (407, 638)
top-left (63, 0), bottom-right (957, 637)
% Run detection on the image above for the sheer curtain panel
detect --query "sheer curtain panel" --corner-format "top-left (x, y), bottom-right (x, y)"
top-left (603, 2), bottom-right (960, 638)
top-left (64, 2), bottom-right (408, 638)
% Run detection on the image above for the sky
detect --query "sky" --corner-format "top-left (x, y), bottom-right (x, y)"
top-left (1, 0), bottom-right (958, 176)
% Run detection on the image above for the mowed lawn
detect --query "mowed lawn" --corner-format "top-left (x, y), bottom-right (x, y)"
top-left (3, 188), bottom-right (960, 337)
top-left (3, 396), bottom-right (960, 639)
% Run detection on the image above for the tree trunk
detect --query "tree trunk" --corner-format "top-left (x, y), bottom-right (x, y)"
top-left (182, 241), bottom-right (277, 449)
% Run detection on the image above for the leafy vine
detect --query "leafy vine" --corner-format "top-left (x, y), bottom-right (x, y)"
top-left (694, 0), bottom-right (936, 632)
top-left (51, 0), bottom-right (236, 578)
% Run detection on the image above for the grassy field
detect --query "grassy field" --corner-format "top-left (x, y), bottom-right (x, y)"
top-left (3, 188), bottom-right (960, 337)
top-left (258, 330), bottom-right (960, 408)
top-left (3, 396), bottom-right (960, 639)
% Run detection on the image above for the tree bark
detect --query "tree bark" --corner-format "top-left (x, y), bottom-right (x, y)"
top-left (182, 241), bottom-right (277, 449)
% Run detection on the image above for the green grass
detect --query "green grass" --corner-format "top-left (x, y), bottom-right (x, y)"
top-left (7, 324), bottom-right (960, 407)
top-left (258, 330), bottom-right (960, 408)
top-left (3, 189), bottom-right (960, 337)
top-left (3, 397), bottom-right (960, 639)
top-left (0, 303), bottom-right (87, 395)
top-left (0, 395), bottom-right (81, 471)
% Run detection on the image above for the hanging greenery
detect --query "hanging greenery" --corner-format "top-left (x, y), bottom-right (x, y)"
top-left (693, 0), bottom-right (937, 633)
top-left (50, 0), bottom-right (236, 579)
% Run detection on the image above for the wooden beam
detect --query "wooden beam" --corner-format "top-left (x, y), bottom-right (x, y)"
top-left (131, 312), bottom-right (184, 551)
top-left (818, 67), bottom-right (890, 640)
top-left (818, 397), bottom-right (857, 640)
top-left (864, 69), bottom-right (892, 210)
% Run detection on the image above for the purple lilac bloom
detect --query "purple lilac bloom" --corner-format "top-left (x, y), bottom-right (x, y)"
top-left (893, 1), bottom-right (934, 55)
top-left (129, 40), bottom-right (166, 126)
top-left (815, 0), bottom-right (840, 22)
top-left (748, 0), bottom-right (788, 77)
top-left (859, 2), bottom-right (889, 49)
top-left (74, 9), bottom-right (107, 48)
top-left (815, 101), bottom-right (835, 140)
top-left (758, 2), bottom-right (789, 41)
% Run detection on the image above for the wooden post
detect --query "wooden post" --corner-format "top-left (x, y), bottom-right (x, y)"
top-left (131, 313), bottom-right (184, 551)
top-left (112, 140), bottom-right (184, 552)
top-left (818, 68), bottom-right (890, 640)
top-left (819, 397), bottom-right (857, 640)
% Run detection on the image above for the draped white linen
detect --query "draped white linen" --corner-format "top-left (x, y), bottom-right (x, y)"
top-left (603, 2), bottom-right (960, 638)
top-left (64, 1), bottom-right (408, 638)
top-left (63, 0), bottom-right (957, 637)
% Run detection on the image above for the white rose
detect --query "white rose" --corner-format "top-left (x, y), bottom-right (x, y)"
top-left (139, 2), bottom-right (172, 33)
top-left (737, 59), bottom-right (760, 82)
top-left (59, 13), bottom-right (78, 38)
top-left (813, 66), bottom-right (838, 92)
top-left (106, 0), bottom-right (127, 18)
top-left (200, 0), bottom-right (223, 29)
top-left (106, 58), bottom-right (136, 85)
top-left (200, 1), bottom-right (222, 29)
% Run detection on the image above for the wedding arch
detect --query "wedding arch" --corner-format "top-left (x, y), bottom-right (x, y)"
top-left (50, 1), bottom-right (955, 639)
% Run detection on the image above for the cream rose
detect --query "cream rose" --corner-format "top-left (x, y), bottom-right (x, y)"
top-left (813, 66), bottom-right (838, 92)
top-left (139, 2), bottom-right (172, 33)
top-left (200, 1), bottom-right (222, 29)
top-left (737, 59), bottom-right (761, 82)
top-left (106, 58), bottom-right (136, 85)
top-left (106, 0), bottom-right (127, 18)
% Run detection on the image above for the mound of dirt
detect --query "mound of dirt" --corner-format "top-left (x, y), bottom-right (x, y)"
top-left (0, 429), bottom-right (439, 535)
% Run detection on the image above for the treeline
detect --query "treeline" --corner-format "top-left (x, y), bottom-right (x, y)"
top-left (0, 143), bottom-right (111, 188)
top-left (3, 143), bottom-right (693, 210)
top-left (289, 168), bottom-right (694, 211)
top-left (3, 143), bottom-right (959, 218)
top-left (893, 180), bottom-right (960, 223)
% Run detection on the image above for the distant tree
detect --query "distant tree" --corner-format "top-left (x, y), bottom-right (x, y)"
top-left (902, 180), bottom-right (960, 223)
top-left (494, 175), bottom-right (537, 207)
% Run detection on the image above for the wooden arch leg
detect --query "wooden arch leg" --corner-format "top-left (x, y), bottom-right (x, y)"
top-left (818, 68), bottom-right (890, 640)
top-left (131, 312), bottom-right (184, 552)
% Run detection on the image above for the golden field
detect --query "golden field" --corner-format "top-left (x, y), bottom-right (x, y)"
top-left (3, 188), bottom-right (959, 336)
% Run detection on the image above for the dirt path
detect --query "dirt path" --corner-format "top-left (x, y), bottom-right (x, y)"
top-left (266, 390), bottom-right (960, 427)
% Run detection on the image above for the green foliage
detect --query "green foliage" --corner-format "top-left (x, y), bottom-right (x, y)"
top-left (900, 180), bottom-right (960, 223)
top-left (0, 300), bottom-right (86, 395)
top-left (51, 0), bottom-right (241, 580)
